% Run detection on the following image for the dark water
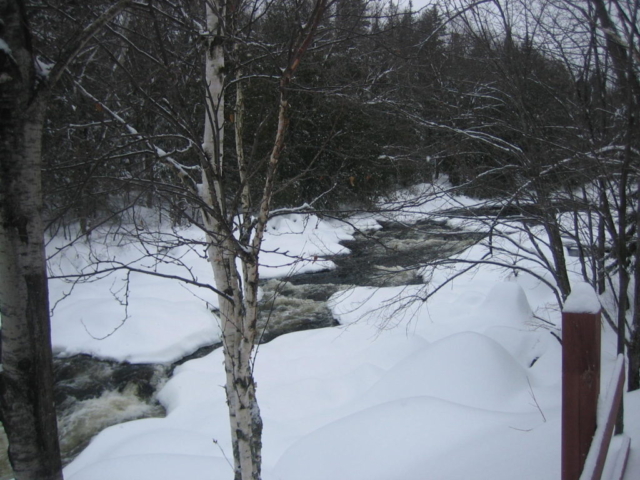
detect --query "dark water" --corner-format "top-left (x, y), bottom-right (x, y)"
top-left (287, 219), bottom-right (482, 287)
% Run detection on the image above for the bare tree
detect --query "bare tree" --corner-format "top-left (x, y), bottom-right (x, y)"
top-left (199, 1), bottom-right (333, 478)
top-left (587, 0), bottom-right (640, 390)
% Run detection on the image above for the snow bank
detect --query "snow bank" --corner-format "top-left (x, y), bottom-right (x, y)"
top-left (259, 214), bottom-right (357, 278)
top-left (48, 239), bottom-right (222, 364)
top-left (68, 453), bottom-right (232, 480)
top-left (360, 332), bottom-right (531, 412)
top-left (63, 265), bottom-right (564, 480)
top-left (49, 213), bottom-right (364, 364)
top-left (272, 396), bottom-right (548, 480)
top-left (374, 176), bottom-right (482, 224)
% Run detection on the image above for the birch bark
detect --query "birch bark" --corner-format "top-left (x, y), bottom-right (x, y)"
top-left (0, 3), bottom-right (62, 478)
top-left (0, 2), bottom-right (131, 478)
top-left (200, 1), bottom-right (331, 478)
top-left (201, 2), bottom-right (263, 479)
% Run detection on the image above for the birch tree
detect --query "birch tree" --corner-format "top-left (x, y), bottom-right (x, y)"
top-left (200, 0), bottom-right (332, 478)
top-left (0, 1), bottom-right (132, 479)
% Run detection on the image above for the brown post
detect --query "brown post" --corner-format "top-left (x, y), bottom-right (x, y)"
top-left (562, 307), bottom-right (601, 480)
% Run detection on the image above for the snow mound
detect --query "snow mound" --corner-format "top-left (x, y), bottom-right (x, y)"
top-left (67, 454), bottom-right (232, 480)
top-left (360, 332), bottom-right (530, 411)
top-left (471, 282), bottom-right (533, 328)
top-left (483, 326), bottom-right (545, 368)
top-left (51, 291), bottom-right (220, 364)
top-left (254, 324), bottom-right (431, 422)
top-left (272, 396), bottom-right (541, 480)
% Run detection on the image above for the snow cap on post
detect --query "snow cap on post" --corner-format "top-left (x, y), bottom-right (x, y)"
top-left (563, 282), bottom-right (601, 314)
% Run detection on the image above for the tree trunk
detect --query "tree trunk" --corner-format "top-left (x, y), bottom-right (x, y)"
top-left (544, 218), bottom-right (571, 300)
top-left (534, 182), bottom-right (571, 300)
top-left (597, 182), bottom-right (607, 294)
top-left (199, 1), bottom-right (330, 477)
top-left (205, 225), bottom-right (263, 480)
top-left (0, 3), bottom-right (63, 479)
top-left (632, 175), bottom-right (640, 391)
top-left (201, 2), bottom-right (263, 479)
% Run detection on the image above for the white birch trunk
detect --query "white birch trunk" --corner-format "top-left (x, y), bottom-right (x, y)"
top-left (0, 4), bottom-right (63, 478)
top-left (0, 100), bottom-right (63, 480)
top-left (199, 1), bottom-right (329, 478)
top-left (201, 2), bottom-right (262, 479)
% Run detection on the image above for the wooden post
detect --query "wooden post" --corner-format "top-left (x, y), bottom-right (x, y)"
top-left (562, 296), bottom-right (601, 480)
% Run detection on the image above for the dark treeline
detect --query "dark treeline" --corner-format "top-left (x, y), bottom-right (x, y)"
top-left (22, 0), bottom-right (640, 386)
top-left (32, 0), bottom-right (587, 227)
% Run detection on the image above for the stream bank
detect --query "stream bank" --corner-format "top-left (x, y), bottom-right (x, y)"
top-left (0, 218), bottom-right (481, 477)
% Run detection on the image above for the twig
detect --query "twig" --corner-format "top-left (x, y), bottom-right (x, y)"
top-left (527, 376), bottom-right (546, 423)
top-left (212, 438), bottom-right (234, 472)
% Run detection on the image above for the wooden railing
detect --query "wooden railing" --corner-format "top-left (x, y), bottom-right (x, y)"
top-left (579, 356), bottom-right (629, 480)
top-left (562, 286), bottom-right (631, 480)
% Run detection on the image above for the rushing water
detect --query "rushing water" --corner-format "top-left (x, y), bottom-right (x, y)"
top-left (54, 355), bottom-right (168, 464)
top-left (0, 218), bottom-right (480, 478)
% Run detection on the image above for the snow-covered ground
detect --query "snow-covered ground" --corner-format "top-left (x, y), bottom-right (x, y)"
top-left (48, 182), bottom-right (640, 480)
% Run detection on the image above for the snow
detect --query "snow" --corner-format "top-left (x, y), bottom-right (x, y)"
top-left (605, 435), bottom-right (632, 480)
top-left (46, 190), bottom-right (640, 480)
top-left (272, 396), bottom-right (547, 480)
top-left (0, 39), bottom-right (12, 56)
top-left (358, 332), bottom-right (531, 412)
top-left (35, 56), bottom-right (54, 78)
top-left (563, 282), bottom-right (601, 314)
top-left (47, 213), bottom-right (355, 364)
top-left (374, 176), bottom-right (481, 224)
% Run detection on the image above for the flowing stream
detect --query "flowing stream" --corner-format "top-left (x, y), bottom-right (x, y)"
top-left (0, 218), bottom-right (481, 477)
